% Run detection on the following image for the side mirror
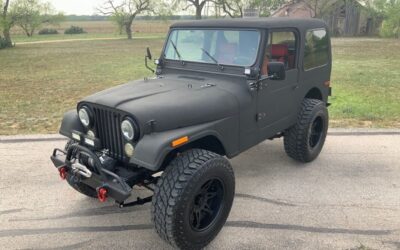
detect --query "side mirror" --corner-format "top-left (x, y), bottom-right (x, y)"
top-left (146, 47), bottom-right (152, 60)
top-left (145, 47), bottom-right (154, 73)
top-left (268, 62), bottom-right (286, 80)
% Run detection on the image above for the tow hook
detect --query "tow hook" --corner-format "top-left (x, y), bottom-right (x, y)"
top-left (97, 187), bottom-right (108, 202)
top-left (58, 166), bottom-right (68, 180)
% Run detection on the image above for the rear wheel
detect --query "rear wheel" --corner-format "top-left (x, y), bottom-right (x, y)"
top-left (64, 140), bottom-right (97, 198)
top-left (151, 149), bottom-right (235, 250)
top-left (284, 98), bottom-right (328, 162)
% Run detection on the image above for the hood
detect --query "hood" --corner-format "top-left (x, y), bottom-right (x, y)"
top-left (81, 76), bottom-right (239, 132)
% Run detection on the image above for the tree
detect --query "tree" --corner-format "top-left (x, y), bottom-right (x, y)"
top-left (110, 12), bottom-right (125, 35)
top-left (217, 0), bottom-right (286, 18)
top-left (12, 0), bottom-right (64, 37)
top-left (373, 0), bottom-right (400, 38)
top-left (99, 0), bottom-right (153, 39)
top-left (176, 0), bottom-right (217, 19)
top-left (1, 0), bottom-right (14, 47)
top-left (256, 0), bottom-right (286, 16)
top-left (217, 0), bottom-right (244, 17)
top-left (301, 0), bottom-right (336, 18)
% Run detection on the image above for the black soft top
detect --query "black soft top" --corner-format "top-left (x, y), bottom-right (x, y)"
top-left (170, 17), bottom-right (327, 30)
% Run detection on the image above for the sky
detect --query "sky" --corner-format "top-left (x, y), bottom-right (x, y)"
top-left (48, 0), bottom-right (103, 15)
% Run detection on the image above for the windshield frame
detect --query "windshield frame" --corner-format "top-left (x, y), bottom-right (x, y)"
top-left (162, 28), bottom-right (263, 69)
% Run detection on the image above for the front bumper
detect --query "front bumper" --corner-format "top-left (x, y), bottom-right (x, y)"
top-left (50, 144), bottom-right (132, 203)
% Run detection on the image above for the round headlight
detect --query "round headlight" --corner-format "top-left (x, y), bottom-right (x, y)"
top-left (78, 108), bottom-right (91, 127)
top-left (121, 120), bottom-right (135, 141)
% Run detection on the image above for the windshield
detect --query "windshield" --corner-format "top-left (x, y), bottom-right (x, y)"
top-left (164, 29), bottom-right (261, 67)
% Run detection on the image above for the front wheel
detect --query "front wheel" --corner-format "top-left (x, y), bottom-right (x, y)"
top-left (284, 98), bottom-right (329, 162)
top-left (151, 149), bottom-right (235, 249)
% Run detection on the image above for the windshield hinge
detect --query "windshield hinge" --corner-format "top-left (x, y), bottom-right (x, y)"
top-left (256, 113), bottom-right (266, 121)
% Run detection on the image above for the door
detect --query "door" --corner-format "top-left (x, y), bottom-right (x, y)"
top-left (257, 30), bottom-right (299, 139)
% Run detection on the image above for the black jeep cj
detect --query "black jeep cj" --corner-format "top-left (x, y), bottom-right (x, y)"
top-left (51, 18), bottom-right (332, 249)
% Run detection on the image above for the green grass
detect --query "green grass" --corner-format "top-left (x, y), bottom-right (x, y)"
top-left (0, 38), bottom-right (164, 135)
top-left (330, 38), bottom-right (400, 127)
top-left (0, 37), bottom-right (399, 135)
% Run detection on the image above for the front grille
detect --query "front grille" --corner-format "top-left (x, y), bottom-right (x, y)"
top-left (92, 106), bottom-right (124, 161)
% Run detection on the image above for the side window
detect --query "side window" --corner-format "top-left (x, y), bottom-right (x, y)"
top-left (261, 31), bottom-right (297, 76)
top-left (304, 29), bottom-right (329, 70)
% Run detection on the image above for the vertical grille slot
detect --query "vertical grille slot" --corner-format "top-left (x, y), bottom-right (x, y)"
top-left (93, 106), bottom-right (124, 161)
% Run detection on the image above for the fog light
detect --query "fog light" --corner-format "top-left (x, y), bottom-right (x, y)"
top-left (72, 132), bottom-right (81, 141)
top-left (85, 138), bottom-right (95, 147)
top-left (124, 143), bottom-right (134, 157)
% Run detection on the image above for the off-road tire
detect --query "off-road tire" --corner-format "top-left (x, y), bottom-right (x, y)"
top-left (151, 149), bottom-right (235, 250)
top-left (65, 140), bottom-right (97, 198)
top-left (284, 98), bottom-right (328, 162)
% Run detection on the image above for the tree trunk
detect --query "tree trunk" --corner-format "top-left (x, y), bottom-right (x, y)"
top-left (30, 28), bottom-right (35, 37)
top-left (125, 23), bottom-right (132, 39)
top-left (1, 0), bottom-right (13, 47)
top-left (125, 16), bottom-right (135, 40)
top-left (195, 4), bottom-right (203, 20)
top-left (2, 28), bottom-right (12, 47)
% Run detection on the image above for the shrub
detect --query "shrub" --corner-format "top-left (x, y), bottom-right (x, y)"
top-left (0, 37), bottom-right (8, 49)
top-left (380, 20), bottom-right (400, 38)
top-left (38, 28), bottom-right (59, 35)
top-left (64, 26), bottom-right (86, 35)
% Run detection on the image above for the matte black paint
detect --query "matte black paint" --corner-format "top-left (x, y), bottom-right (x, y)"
top-left (58, 18), bottom-right (332, 171)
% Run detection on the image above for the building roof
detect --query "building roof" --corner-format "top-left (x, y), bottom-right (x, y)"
top-left (170, 17), bottom-right (327, 30)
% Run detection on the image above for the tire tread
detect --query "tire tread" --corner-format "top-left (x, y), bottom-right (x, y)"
top-left (151, 149), bottom-right (234, 249)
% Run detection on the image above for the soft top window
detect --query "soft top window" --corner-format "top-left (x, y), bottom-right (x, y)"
top-left (303, 28), bottom-right (329, 70)
top-left (164, 29), bottom-right (261, 67)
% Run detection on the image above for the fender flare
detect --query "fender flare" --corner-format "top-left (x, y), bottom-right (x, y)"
top-left (129, 119), bottom-right (236, 171)
top-left (59, 110), bottom-right (85, 138)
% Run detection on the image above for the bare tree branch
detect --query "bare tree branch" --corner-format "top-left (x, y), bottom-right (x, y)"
top-left (98, 0), bottom-right (153, 39)
top-left (175, 0), bottom-right (216, 19)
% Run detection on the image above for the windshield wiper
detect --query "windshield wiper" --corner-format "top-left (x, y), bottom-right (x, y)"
top-left (169, 40), bottom-right (184, 65)
top-left (201, 48), bottom-right (224, 70)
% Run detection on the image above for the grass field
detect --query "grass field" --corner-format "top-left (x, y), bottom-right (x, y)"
top-left (0, 36), bottom-right (399, 135)
top-left (10, 20), bottom-right (170, 43)
top-left (10, 20), bottom-right (171, 35)
top-left (330, 38), bottom-right (400, 127)
top-left (12, 33), bottom-right (165, 43)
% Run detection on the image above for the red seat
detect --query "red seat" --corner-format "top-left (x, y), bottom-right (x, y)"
top-left (271, 44), bottom-right (289, 65)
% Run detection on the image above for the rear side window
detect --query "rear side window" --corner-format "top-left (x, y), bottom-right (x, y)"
top-left (303, 29), bottom-right (329, 70)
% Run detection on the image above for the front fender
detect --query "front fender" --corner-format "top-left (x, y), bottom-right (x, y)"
top-left (59, 110), bottom-right (85, 138)
top-left (129, 117), bottom-right (239, 171)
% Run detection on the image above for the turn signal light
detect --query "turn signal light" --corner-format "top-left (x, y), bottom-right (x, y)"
top-left (58, 166), bottom-right (67, 180)
top-left (171, 136), bottom-right (189, 148)
top-left (97, 187), bottom-right (108, 202)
